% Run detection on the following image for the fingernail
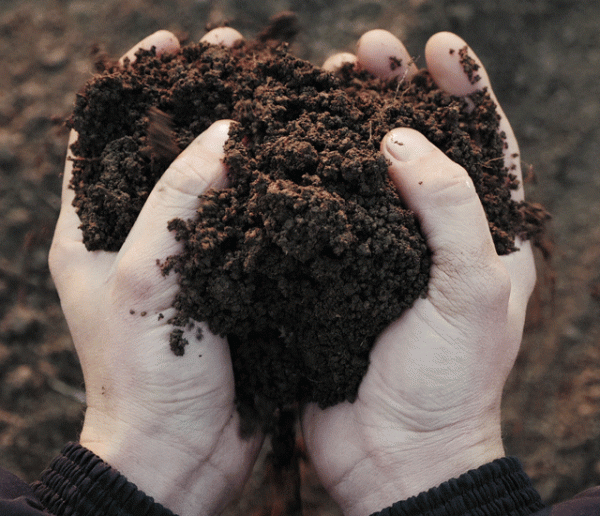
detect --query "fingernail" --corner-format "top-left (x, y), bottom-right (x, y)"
top-left (383, 128), bottom-right (433, 162)
top-left (200, 27), bottom-right (244, 47)
top-left (384, 132), bottom-right (413, 162)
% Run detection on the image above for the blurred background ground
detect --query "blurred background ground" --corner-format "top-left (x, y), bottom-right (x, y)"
top-left (0, 0), bottom-right (599, 513)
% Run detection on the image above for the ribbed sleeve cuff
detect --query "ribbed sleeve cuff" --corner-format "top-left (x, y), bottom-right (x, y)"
top-left (370, 457), bottom-right (545, 516)
top-left (31, 442), bottom-right (177, 516)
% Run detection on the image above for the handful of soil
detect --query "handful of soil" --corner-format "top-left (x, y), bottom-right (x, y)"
top-left (67, 37), bottom-right (546, 425)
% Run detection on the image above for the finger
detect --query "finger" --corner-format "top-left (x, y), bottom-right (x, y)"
top-left (61, 30), bottom-right (180, 243)
top-left (52, 32), bottom-right (182, 292)
top-left (322, 52), bottom-right (357, 72)
top-left (501, 236), bottom-right (536, 314)
top-left (121, 119), bottom-right (231, 256)
top-left (425, 32), bottom-right (524, 201)
top-left (112, 120), bottom-right (231, 308)
top-left (424, 32), bottom-right (490, 96)
top-left (200, 27), bottom-right (244, 47)
top-left (49, 130), bottom-right (117, 290)
top-left (382, 128), bottom-right (498, 269)
top-left (119, 30), bottom-right (180, 65)
top-left (56, 30), bottom-right (181, 247)
top-left (356, 29), bottom-right (418, 82)
top-left (54, 130), bottom-right (81, 244)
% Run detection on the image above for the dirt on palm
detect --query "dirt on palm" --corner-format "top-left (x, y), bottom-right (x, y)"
top-left (67, 33), bottom-right (546, 426)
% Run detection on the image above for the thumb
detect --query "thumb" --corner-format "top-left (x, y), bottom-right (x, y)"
top-left (118, 119), bottom-right (231, 260)
top-left (381, 128), bottom-right (497, 267)
top-left (381, 128), bottom-right (512, 324)
top-left (109, 120), bottom-right (231, 312)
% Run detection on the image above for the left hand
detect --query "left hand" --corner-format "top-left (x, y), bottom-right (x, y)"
top-left (49, 29), bottom-right (262, 516)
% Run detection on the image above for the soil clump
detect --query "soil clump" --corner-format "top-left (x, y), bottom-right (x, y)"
top-left (67, 37), bottom-right (546, 427)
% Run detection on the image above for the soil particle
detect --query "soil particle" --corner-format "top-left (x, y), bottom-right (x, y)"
top-left (169, 328), bottom-right (188, 357)
top-left (458, 45), bottom-right (481, 85)
top-left (67, 37), bottom-right (547, 426)
top-left (389, 55), bottom-right (402, 71)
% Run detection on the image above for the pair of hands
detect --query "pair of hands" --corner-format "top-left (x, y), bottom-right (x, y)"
top-left (49, 26), bottom-right (535, 516)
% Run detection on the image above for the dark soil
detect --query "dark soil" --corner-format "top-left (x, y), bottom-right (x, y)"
top-left (67, 35), bottom-right (545, 425)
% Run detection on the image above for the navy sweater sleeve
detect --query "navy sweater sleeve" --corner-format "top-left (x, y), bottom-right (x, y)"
top-left (1, 444), bottom-right (600, 516)
top-left (368, 456), bottom-right (600, 516)
top-left (0, 442), bottom-right (176, 516)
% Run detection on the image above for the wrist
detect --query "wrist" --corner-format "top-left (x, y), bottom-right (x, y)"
top-left (35, 442), bottom-right (177, 516)
top-left (80, 407), bottom-right (237, 516)
top-left (370, 457), bottom-right (544, 516)
top-left (337, 417), bottom-right (505, 516)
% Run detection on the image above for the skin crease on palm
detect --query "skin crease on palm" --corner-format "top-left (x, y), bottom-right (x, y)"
top-left (49, 27), bottom-right (535, 516)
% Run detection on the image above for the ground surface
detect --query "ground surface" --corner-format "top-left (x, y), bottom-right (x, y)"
top-left (1, 0), bottom-right (599, 514)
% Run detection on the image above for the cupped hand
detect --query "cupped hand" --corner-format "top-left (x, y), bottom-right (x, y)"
top-left (49, 29), bottom-right (260, 516)
top-left (303, 31), bottom-right (536, 516)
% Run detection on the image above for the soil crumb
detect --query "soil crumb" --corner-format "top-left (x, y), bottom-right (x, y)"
top-left (458, 45), bottom-right (482, 84)
top-left (67, 37), bottom-right (547, 427)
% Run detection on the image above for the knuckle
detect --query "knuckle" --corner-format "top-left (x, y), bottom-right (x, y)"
top-left (434, 247), bottom-right (512, 317)
top-left (111, 251), bottom-right (156, 301)
top-left (470, 257), bottom-right (512, 311)
top-left (432, 162), bottom-right (476, 207)
top-left (486, 260), bottom-right (512, 304)
top-left (47, 238), bottom-right (63, 279)
top-left (48, 237), bottom-right (76, 285)
top-left (161, 148), bottom-right (225, 201)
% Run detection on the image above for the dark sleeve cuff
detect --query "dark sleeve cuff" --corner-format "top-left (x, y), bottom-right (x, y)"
top-left (30, 442), bottom-right (177, 516)
top-left (370, 457), bottom-right (545, 516)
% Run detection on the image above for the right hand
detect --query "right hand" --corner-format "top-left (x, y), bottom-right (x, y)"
top-left (302, 31), bottom-right (536, 516)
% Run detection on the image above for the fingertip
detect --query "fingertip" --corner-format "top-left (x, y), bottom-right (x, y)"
top-left (117, 120), bottom-right (233, 261)
top-left (425, 32), bottom-right (488, 96)
top-left (151, 30), bottom-right (181, 54)
top-left (382, 129), bottom-right (431, 200)
top-left (120, 30), bottom-right (180, 65)
top-left (170, 119), bottom-right (232, 194)
top-left (190, 119), bottom-right (232, 158)
top-left (382, 128), bottom-right (451, 207)
top-left (322, 52), bottom-right (357, 72)
top-left (381, 127), bottom-right (479, 223)
top-left (382, 127), bottom-right (437, 166)
top-left (356, 29), bottom-right (417, 81)
top-left (200, 27), bottom-right (244, 47)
